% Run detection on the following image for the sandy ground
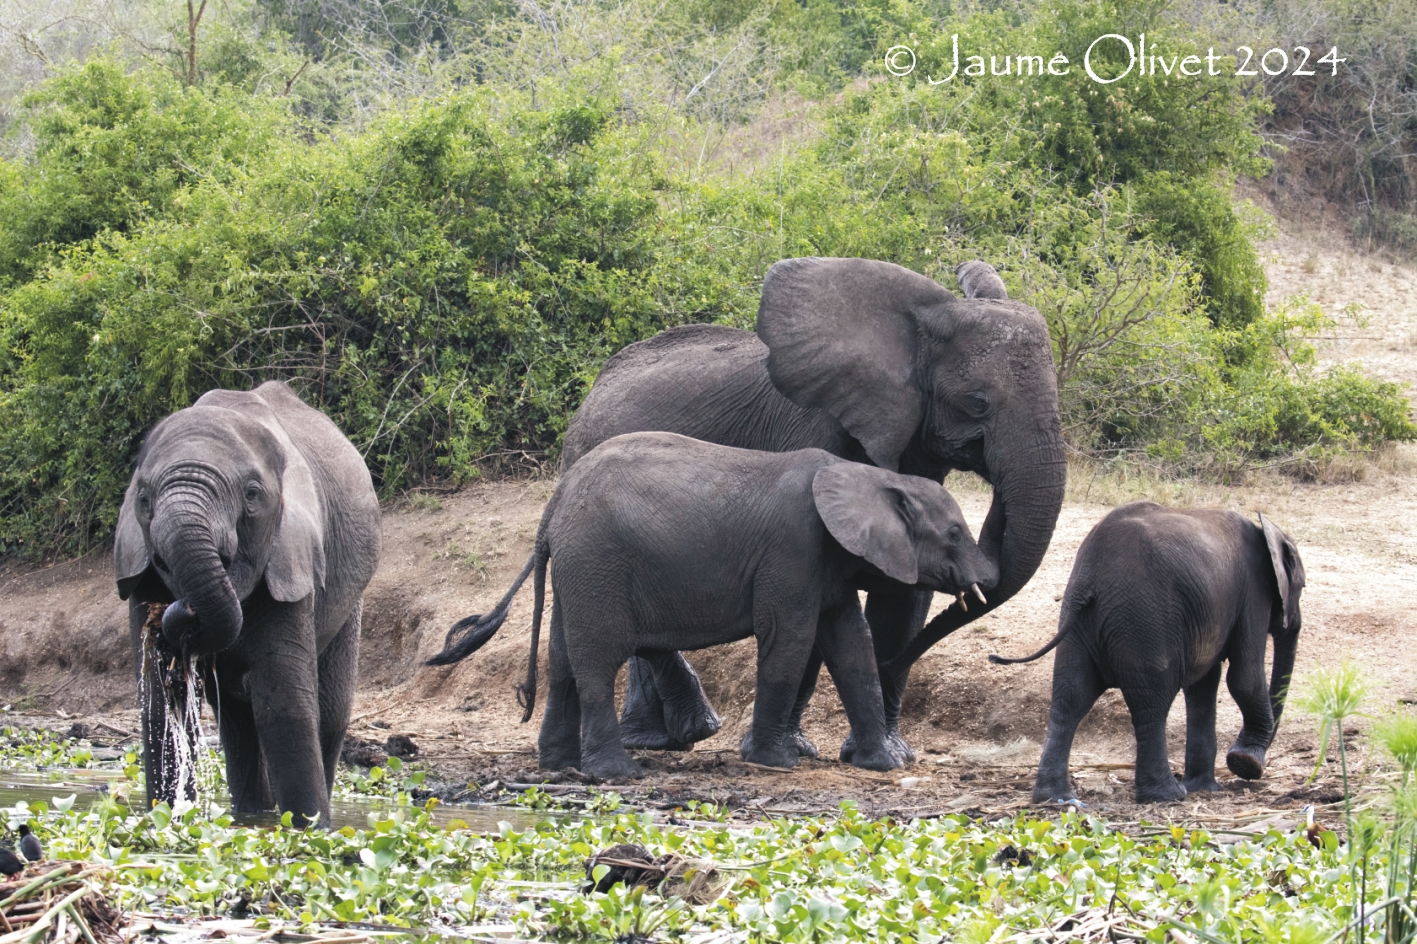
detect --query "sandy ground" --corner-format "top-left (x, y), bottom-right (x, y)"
top-left (2, 215), bottom-right (1414, 825)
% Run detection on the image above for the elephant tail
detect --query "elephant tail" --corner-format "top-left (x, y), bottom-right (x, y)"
top-left (516, 536), bottom-right (549, 723)
top-left (424, 551), bottom-right (538, 667)
top-left (988, 594), bottom-right (1091, 666)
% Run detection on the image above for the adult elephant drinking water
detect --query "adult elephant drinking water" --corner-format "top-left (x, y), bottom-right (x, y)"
top-left (556, 257), bottom-right (1066, 761)
top-left (114, 381), bottom-right (381, 827)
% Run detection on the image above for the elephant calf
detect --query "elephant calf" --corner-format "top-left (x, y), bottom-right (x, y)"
top-left (991, 501), bottom-right (1305, 803)
top-left (426, 431), bottom-right (997, 781)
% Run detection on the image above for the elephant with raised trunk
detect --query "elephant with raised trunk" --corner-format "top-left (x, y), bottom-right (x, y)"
top-left (991, 502), bottom-right (1306, 804)
top-left (427, 432), bottom-right (998, 781)
top-left (115, 381), bottom-right (380, 826)
top-left (558, 258), bottom-right (1066, 761)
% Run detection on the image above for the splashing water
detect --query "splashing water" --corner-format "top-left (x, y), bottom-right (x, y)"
top-left (142, 603), bottom-right (219, 810)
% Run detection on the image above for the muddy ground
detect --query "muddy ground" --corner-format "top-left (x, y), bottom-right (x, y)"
top-left (2, 217), bottom-right (1414, 826)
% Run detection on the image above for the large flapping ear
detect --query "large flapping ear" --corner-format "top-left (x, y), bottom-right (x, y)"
top-left (812, 463), bottom-right (918, 584)
top-left (199, 388), bottom-right (327, 602)
top-left (114, 481), bottom-right (151, 600)
top-left (757, 258), bottom-right (958, 472)
top-left (1258, 511), bottom-right (1302, 631)
top-left (955, 261), bottom-right (1008, 299)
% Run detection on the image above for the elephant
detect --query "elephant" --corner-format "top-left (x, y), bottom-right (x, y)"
top-left (114, 381), bottom-right (381, 826)
top-left (989, 502), bottom-right (1306, 804)
top-left (556, 257), bottom-right (1065, 761)
top-left (425, 432), bottom-right (998, 781)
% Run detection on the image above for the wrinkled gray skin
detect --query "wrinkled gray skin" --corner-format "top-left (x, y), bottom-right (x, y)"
top-left (559, 258), bottom-right (1065, 762)
top-left (427, 433), bottom-right (997, 781)
top-left (114, 381), bottom-right (381, 827)
top-left (991, 502), bottom-right (1305, 804)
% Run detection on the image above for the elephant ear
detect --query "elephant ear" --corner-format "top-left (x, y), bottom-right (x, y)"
top-left (812, 463), bottom-right (918, 584)
top-left (199, 389), bottom-right (327, 602)
top-left (267, 450), bottom-right (326, 602)
top-left (114, 481), bottom-right (151, 600)
top-left (1258, 512), bottom-right (1303, 631)
top-left (955, 261), bottom-right (1008, 299)
top-left (757, 258), bottom-right (957, 472)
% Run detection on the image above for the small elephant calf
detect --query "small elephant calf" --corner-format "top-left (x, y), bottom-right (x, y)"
top-left (992, 501), bottom-right (1305, 803)
top-left (426, 431), bottom-right (997, 781)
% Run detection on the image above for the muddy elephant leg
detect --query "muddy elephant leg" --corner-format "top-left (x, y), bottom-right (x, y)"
top-left (316, 602), bottom-right (361, 802)
top-left (619, 652), bottom-right (720, 751)
top-left (538, 595), bottom-right (583, 771)
top-left (1122, 686), bottom-right (1186, 803)
top-left (245, 597), bottom-right (328, 827)
top-left (817, 603), bottom-right (903, 771)
top-left (1182, 662), bottom-right (1223, 794)
top-left (743, 649), bottom-right (823, 760)
top-left (1224, 648), bottom-right (1276, 781)
top-left (1033, 649), bottom-right (1104, 803)
top-left (741, 601), bottom-right (817, 769)
top-left (840, 586), bottom-right (931, 763)
top-left (622, 652), bottom-right (722, 751)
top-left (210, 674), bottom-right (274, 813)
top-left (566, 611), bottom-right (642, 781)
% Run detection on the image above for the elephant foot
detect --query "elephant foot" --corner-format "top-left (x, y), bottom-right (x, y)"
top-left (740, 726), bottom-right (817, 760)
top-left (847, 740), bottom-right (905, 772)
top-left (1183, 774), bottom-right (1223, 794)
top-left (840, 728), bottom-right (915, 765)
top-left (1032, 770), bottom-right (1078, 804)
top-left (537, 743), bottom-right (583, 772)
top-left (1134, 775), bottom-right (1187, 803)
top-left (663, 699), bottom-right (722, 748)
top-left (579, 750), bottom-right (644, 782)
top-left (621, 727), bottom-right (690, 752)
top-left (741, 733), bottom-right (801, 769)
top-left (1226, 746), bottom-right (1266, 781)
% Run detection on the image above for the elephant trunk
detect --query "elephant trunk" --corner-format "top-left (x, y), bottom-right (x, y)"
top-left (150, 493), bottom-right (242, 657)
top-left (890, 410), bottom-right (1066, 668)
top-left (1268, 630), bottom-right (1299, 736)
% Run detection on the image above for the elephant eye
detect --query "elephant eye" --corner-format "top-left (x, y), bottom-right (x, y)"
top-left (948, 525), bottom-right (962, 544)
top-left (964, 391), bottom-right (991, 417)
top-left (244, 483), bottom-right (263, 503)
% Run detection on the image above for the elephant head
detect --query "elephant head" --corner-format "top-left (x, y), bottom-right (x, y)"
top-left (114, 390), bottom-right (326, 656)
top-left (812, 462), bottom-right (999, 594)
top-left (756, 257), bottom-right (1065, 658)
top-left (1259, 512), bottom-right (1306, 733)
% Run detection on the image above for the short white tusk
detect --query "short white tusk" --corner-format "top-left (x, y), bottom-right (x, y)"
top-left (972, 584), bottom-right (988, 605)
top-left (956, 593), bottom-right (968, 612)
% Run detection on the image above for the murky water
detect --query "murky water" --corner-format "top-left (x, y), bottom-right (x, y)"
top-left (0, 768), bottom-right (552, 832)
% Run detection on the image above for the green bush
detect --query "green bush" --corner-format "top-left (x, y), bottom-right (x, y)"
top-left (0, 0), bottom-right (1412, 559)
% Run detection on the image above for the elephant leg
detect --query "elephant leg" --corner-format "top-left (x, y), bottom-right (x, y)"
top-left (1032, 651), bottom-right (1104, 803)
top-left (1224, 648), bottom-right (1276, 781)
top-left (619, 652), bottom-right (720, 752)
top-left (317, 602), bottom-right (361, 801)
top-left (816, 603), bottom-right (903, 771)
top-left (245, 599), bottom-right (328, 827)
top-left (1122, 686), bottom-right (1186, 803)
top-left (840, 586), bottom-right (930, 763)
top-left (538, 595), bottom-right (583, 771)
top-left (623, 652), bottom-right (722, 751)
top-left (1181, 662), bottom-right (1223, 794)
top-left (210, 678), bottom-right (274, 813)
top-left (742, 649), bottom-right (822, 760)
top-left (741, 603), bottom-right (816, 769)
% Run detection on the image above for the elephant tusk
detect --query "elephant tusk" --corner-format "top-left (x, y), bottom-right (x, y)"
top-left (956, 593), bottom-right (968, 612)
top-left (972, 584), bottom-right (988, 605)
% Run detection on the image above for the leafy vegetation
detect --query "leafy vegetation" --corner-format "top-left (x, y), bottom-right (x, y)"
top-left (0, 726), bottom-right (1377, 942)
top-left (0, 0), bottom-right (1411, 557)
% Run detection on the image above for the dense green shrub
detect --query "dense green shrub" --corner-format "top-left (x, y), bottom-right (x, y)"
top-left (0, 0), bottom-right (1412, 558)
